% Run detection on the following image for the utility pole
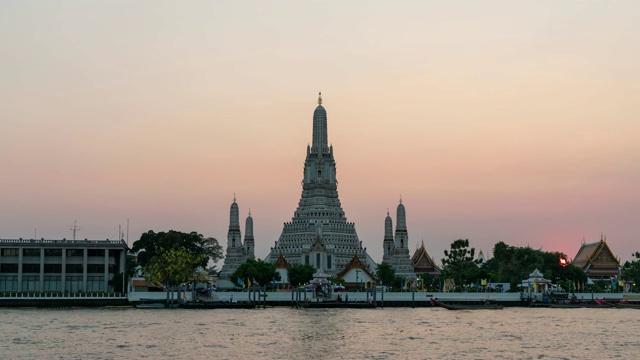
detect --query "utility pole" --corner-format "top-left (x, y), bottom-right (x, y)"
top-left (69, 220), bottom-right (81, 240)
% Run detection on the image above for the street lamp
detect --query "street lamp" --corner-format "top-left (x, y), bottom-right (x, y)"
top-left (355, 270), bottom-right (361, 292)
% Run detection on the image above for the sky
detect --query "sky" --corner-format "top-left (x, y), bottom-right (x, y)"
top-left (1, 1), bottom-right (639, 266)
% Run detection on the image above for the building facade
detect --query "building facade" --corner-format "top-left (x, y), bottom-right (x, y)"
top-left (0, 238), bottom-right (127, 292)
top-left (265, 93), bottom-right (377, 276)
top-left (219, 195), bottom-right (255, 279)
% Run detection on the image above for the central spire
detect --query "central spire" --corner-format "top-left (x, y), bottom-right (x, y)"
top-left (312, 92), bottom-right (328, 150)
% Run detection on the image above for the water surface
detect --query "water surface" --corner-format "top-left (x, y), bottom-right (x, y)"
top-left (1, 307), bottom-right (638, 359)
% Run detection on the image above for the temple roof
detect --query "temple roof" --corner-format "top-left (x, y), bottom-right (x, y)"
top-left (572, 238), bottom-right (621, 277)
top-left (411, 242), bottom-right (441, 273)
top-left (336, 254), bottom-right (375, 280)
top-left (274, 254), bottom-right (289, 269)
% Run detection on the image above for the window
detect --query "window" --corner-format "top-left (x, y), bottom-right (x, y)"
top-left (1, 249), bottom-right (19, 256)
top-left (22, 264), bottom-right (40, 273)
top-left (316, 253), bottom-right (321, 269)
top-left (66, 249), bottom-right (83, 257)
top-left (66, 264), bottom-right (83, 273)
top-left (23, 249), bottom-right (41, 257)
top-left (86, 275), bottom-right (105, 291)
top-left (65, 276), bottom-right (83, 292)
top-left (305, 255), bottom-right (309, 265)
top-left (43, 275), bottom-right (61, 291)
top-left (87, 264), bottom-right (104, 274)
top-left (87, 249), bottom-right (104, 257)
top-left (21, 275), bottom-right (39, 291)
top-left (45, 249), bottom-right (62, 256)
top-left (0, 275), bottom-right (18, 291)
top-left (108, 264), bottom-right (116, 274)
top-left (0, 264), bottom-right (19, 273)
top-left (44, 264), bottom-right (62, 273)
top-left (327, 255), bottom-right (332, 269)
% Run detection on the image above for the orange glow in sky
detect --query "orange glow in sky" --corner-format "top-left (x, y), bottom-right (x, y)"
top-left (1, 2), bottom-right (639, 265)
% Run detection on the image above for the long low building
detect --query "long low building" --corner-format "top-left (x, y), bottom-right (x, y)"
top-left (0, 238), bottom-right (128, 292)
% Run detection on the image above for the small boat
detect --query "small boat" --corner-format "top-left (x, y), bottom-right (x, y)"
top-left (606, 302), bottom-right (640, 309)
top-left (432, 299), bottom-right (503, 310)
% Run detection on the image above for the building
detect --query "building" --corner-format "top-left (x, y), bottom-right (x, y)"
top-left (411, 241), bottom-right (441, 278)
top-left (572, 236), bottom-right (622, 280)
top-left (383, 199), bottom-right (417, 279)
top-left (218, 195), bottom-right (255, 279)
top-left (265, 93), bottom-right (377, 276)
top-left (0, 238), bottom-right (127, 292)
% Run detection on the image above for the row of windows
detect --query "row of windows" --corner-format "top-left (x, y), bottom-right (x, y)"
top-left (0, 264), bottom-right (116, 274)
top-left (1, 249), bottom-right (113, 257)
top-left (0, 275), bottom-right (109, 292)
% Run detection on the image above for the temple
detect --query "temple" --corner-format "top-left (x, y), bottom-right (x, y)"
top-left (219, 196), bottom-right (255, 279)
top-left (382, 199), bottom-right (416, 279)
top-left (572, 235), bottom-right (622, 280)
top-left (411, 241), bottom-right (441, 277)
top-left (265, 93), bottom-right (377, 276)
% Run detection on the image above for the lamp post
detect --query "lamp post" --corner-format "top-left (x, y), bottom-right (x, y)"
top-left (355, 270), bottom-right (361, 292)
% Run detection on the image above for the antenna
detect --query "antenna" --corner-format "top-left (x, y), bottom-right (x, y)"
top-left (70, 220), bottom-right (81, 241)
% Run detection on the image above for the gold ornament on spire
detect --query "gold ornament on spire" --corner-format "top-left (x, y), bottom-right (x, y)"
top-left (399, 195), bottom-right (403, 204)
top-left (318, 91), bottom-right (323, 105)
top-left (233, 193), bottom-right (236, 202)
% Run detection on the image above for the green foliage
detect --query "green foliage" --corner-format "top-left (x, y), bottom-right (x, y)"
top-left (287, 264), bottom-right (315, 286)
top-left (484, 241), bottom-right (587, 291)
top-left (111, 254), bottom-right (138, 293)
top-left (623, 252), bottom-right (640, 292)
top-left (375, 262), bottom-right (397, 287)
top-left (132, 230), bottom-right (223, 269)
top-left (327, 276), bottom-right (344, 286)
top-left (144, 247), bottom-right (209, 286)
top-left (231, 259), bottom-right (280, 286)
top-left (441, 239), bottom-right (479, 288)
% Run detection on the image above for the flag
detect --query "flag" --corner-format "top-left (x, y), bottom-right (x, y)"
top-left (247, 278), bottom-right (251, 287)
top-left (481, 279), bottom-right (487, 286)
top-left (253, 278), bottom-right (259, 286)
top-left (237, 278), bottom-right (244, 287)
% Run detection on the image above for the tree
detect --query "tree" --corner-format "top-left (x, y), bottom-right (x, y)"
top-left (231, 259), bottom-right (280, 287)
top-left (287, 264), bottom-right (315, 286)
top-left (441, 239), bottom-right (479, 290)
top-left (376, 262), bottom-right (396, 287)
top-left (132, 230), bottom-right (223, 269)
top-left (111, 254), bottom-right (138, 294)
top-left (623, 252), bottom-right (640, 292)
top-left (144, 247), bottom-right (209, 287)
top-left (484, 241), bottom-right (586, 292)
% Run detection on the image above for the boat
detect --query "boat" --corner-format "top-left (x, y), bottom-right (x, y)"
top-left (605, 302), bottom-right (640, 309)
top-left (432, 299), bottom-right (503, 310)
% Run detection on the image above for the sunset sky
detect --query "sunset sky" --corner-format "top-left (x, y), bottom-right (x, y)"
top-left (1, 1), bottom-right (639, 266)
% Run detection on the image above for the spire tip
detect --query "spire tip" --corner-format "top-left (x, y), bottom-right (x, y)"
top-left (317, 91), bottom-right (323, 105)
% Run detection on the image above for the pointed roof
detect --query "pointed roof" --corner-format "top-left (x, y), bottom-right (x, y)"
top-left (274, 254), bottom-right (289, 269)
top-left (572, 237), bottom-right (621, 277)
top-left (412, 241), bottom-right (441, 274)
top-left (336, 254), bottom-right (375, 280)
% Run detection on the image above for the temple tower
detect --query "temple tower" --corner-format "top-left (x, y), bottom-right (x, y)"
top-left (265, 94), bottom-right (376, 276)
top-left (382, 210), bottom-right (395, 263)
top-left (244, 210), bottom-right (255, 260)
top-left (383, 197), bottom-right (415, 279)
top-left (219, 195), bottom-right (252, 279)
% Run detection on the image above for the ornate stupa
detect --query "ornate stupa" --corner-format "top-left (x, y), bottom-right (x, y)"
top-left (265, 93), bottom-right (376, 276)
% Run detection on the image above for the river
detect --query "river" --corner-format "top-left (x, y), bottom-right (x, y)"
top-left (1, 307), bottom-right (638, 359)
